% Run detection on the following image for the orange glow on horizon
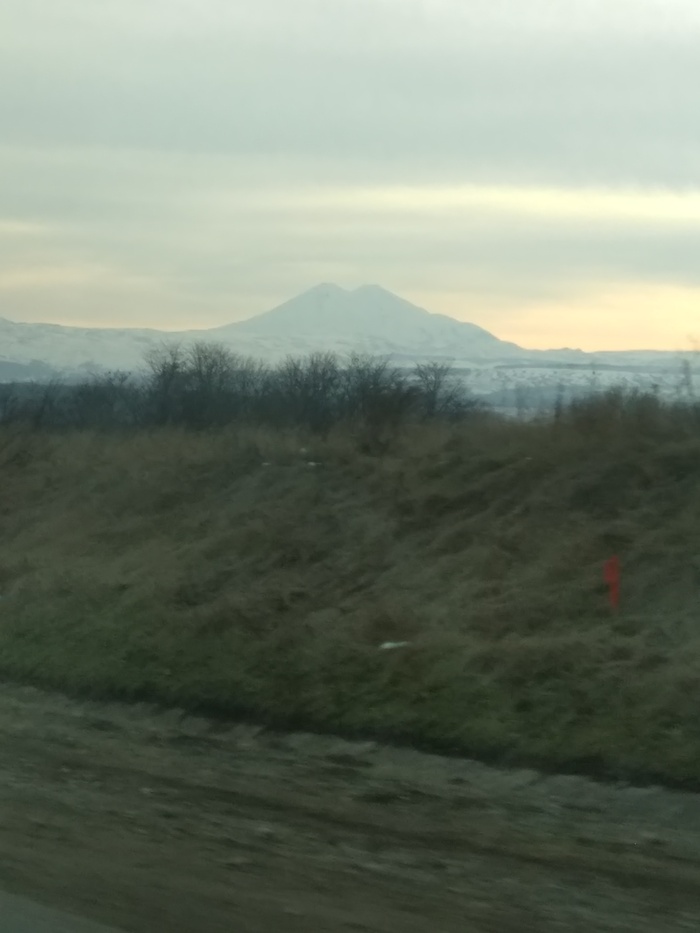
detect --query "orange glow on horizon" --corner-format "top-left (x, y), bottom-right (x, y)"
top-left (426, 283), bottom-right (700, 353)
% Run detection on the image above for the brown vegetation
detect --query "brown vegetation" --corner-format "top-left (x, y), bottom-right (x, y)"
top-left (1, 381), bottom-right (700, 786)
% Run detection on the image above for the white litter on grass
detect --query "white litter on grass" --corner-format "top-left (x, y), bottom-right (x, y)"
top-left (379, 641), bottom-right (411, 651)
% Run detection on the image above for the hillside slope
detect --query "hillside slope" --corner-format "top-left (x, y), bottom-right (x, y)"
top-left (210, 283), bottom-right (523, 359)
top-left (0, 285), bottom-right (524, 370)
top-left (0, 285), bottom-right (680, 376)
top-left (0, 408), bottom-right (699, 785)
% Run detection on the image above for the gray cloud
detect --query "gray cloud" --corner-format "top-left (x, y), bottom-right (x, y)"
top-left (2, 1), bottom-right (699, 184)
top-left (1, 0), bottom-right (699, 341)
top-left (2, 148), bottom-right (698, 330)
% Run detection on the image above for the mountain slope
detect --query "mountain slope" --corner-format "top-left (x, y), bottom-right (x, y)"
top-left (0, 285), bottom-right (680, 381)
top-left (0, 316), bottom-right (165, 375)
top-left (0, 285), bottom-right (526, 371)
top-left (211, 283), bottom-right (523, 359)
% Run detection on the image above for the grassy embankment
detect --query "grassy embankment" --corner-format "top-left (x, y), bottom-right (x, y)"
top-left (1, 393), bottom-right (700, 786)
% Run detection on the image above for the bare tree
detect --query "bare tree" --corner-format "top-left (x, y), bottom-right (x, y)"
top-left (69, 370), bottom-right (140, 429)
top-left (411, 361), bottom-right (472, 419)
top-left (341, 354), bottom-right (418, 450)
top-left (273, 352), bottom-right (342, 433)
top-left (143, 343), bottom-right (188, 425)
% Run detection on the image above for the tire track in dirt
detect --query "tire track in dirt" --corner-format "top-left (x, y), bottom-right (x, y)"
top-left (1, 684), bottom-right (700, 932)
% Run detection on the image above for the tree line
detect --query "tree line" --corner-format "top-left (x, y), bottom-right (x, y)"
top-left (0, 343), bottom-right (483, 441)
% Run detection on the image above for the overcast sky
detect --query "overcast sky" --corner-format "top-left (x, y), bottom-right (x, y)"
top-left (1, 0), bottom-right (699, 350)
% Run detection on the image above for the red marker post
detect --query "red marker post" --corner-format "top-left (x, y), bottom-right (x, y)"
top-left (604, 556), bottom-right (621, 611)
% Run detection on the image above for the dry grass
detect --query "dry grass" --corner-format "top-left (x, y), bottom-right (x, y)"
top-left (1, 399), bottom-right (700, 786)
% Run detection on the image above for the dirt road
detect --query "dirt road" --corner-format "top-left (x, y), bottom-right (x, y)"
top-left (1, 683), bottom-right (700, 932)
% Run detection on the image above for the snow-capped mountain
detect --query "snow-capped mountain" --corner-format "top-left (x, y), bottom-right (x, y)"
top-left (207, 283), bottom-right (524, 360)
top-left (0, 284), bottom-right (690, 408)
top-left (0, 283), bottom-right (531, 374)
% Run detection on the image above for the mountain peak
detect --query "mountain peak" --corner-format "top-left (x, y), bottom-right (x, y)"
top-left (350, 283), bottom-right (388, 295)
top-left (219, 283), bottom-right (520, 360)
top-left (302, 282), bottom-right (347, 297)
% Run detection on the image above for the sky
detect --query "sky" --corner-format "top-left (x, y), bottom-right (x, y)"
top-left (1, 0), bottom-right (699, 351)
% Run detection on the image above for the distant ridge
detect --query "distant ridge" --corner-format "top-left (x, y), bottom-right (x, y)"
top-left (0, 285), bottom-right (679, 383)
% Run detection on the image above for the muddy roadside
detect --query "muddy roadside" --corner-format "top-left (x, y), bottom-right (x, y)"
top-left (1, 682), bottom-right (699, 932)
